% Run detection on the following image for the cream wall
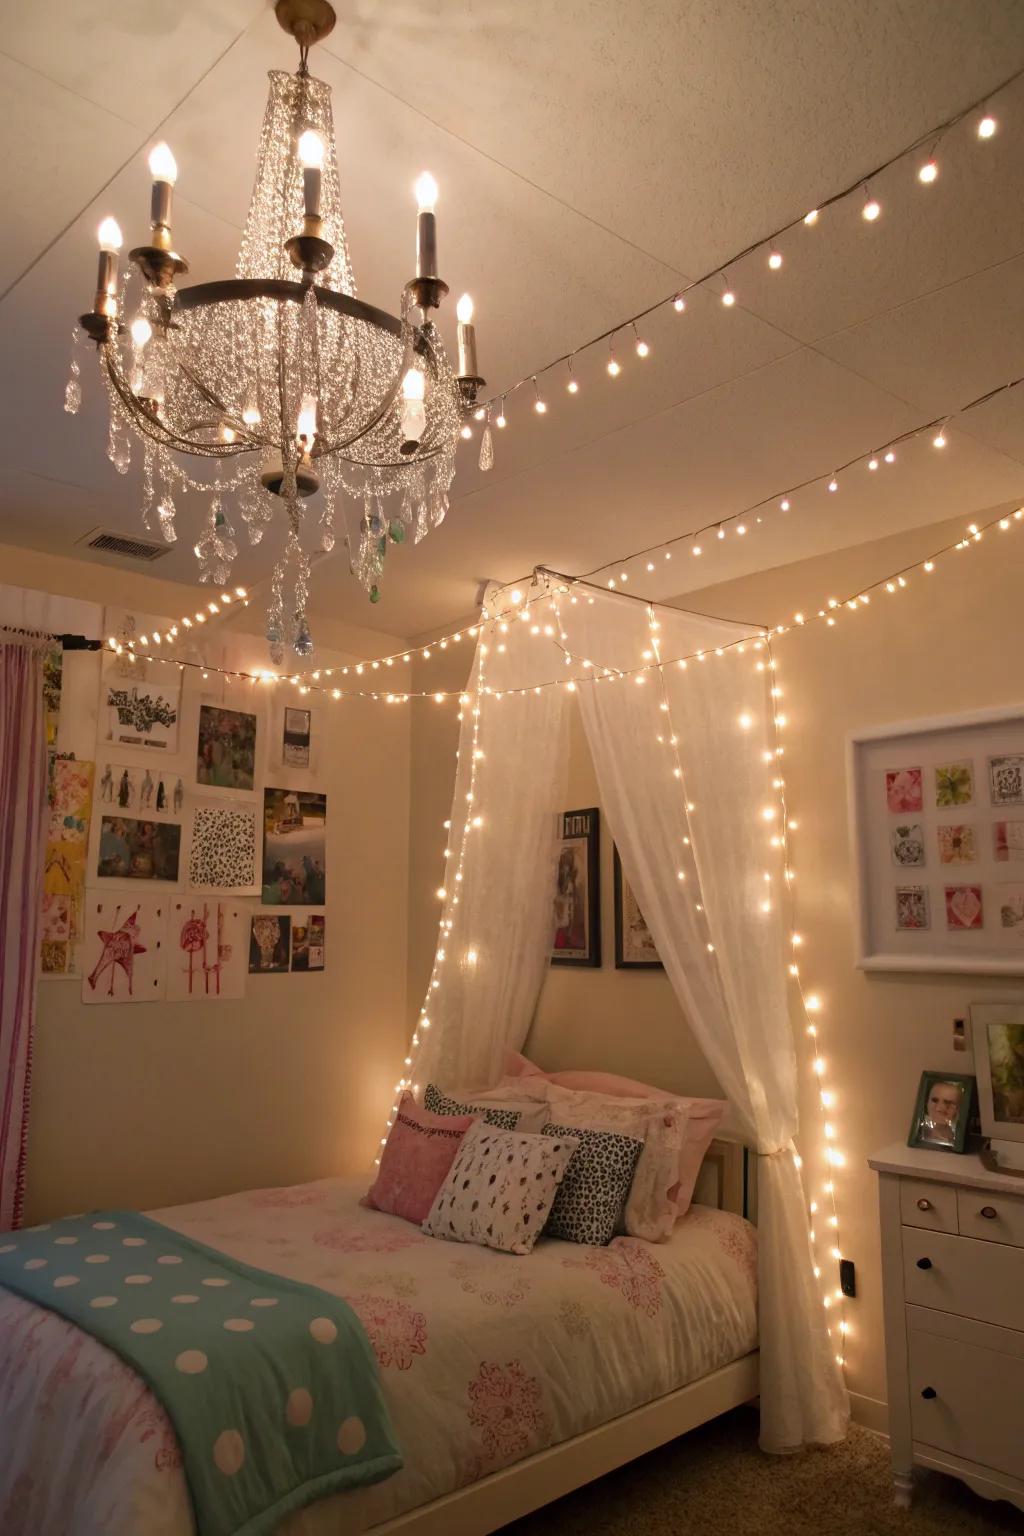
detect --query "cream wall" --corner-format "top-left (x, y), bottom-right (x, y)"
top-left (405, 508), bottom-right (1024, 1421)
top-left (0, 545), bottom-right (411, 1223)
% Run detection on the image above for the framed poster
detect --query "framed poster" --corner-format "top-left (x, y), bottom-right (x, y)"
top-left (551, 807), bottom-right (601, 967)
top-left (613, 847), bottom-right (662, 969)
top-left (848, 705), bottom-right (1024, 974)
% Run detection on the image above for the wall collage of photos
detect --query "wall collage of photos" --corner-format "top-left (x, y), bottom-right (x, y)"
top-left (40, 622), bottom-right (326, 1005)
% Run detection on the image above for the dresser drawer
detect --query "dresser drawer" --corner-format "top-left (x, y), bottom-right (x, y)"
top-left (900, 1177), bottom-right (958, 1234)
top-left (957, 1185), bottom-right (1024, 1248)
top-left (903, 1228), bottom-right (1024, 1331)
top-left (909, 1326), bottom-right (1024, 1480)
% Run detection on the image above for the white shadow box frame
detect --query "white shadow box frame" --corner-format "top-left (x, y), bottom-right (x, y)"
top-left (848, 704), bottom-right (1024, 975)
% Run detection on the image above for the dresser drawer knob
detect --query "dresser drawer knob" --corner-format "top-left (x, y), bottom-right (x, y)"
top-left (980, 1206), bottom-right (998, 1220)
top-left (921, 1387), bottom-right (937, 1400)
top-left (916, 1198), bottom-right (932, 1211)
top-left (916, 1257), bottom-right (933, 1270)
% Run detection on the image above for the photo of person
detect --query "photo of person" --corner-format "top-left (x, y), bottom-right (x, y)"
top-left (550, 807), bottom-right (600, 966)
top-left (908, 1070), bottom-right (974, 1154)
top-left (262, 789), bottom-right (327, 905)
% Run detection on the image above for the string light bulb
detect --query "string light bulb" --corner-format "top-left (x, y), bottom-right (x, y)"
top-left (978, 114), bottom-right (997, 139)
top-left (607, 344), bottom-right (621, 377)
top-left (532, 378), bottom-right (547, 414)
top-left (803, 208), bottom-right (819, 226)
top-left (862, 193), bottom-right (881, 221)
top-left (673, 295), bottom-right (686, 312)
top-left (566, 360), bottom-right (579, 394)
top-left (918, 158), bottom-right (938, 184)
top-left (768, 250), bottom-right (783, 270)
top-left (721, 288), bottom-right (736, 307)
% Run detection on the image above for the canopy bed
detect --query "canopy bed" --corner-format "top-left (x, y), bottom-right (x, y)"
top-left (0, 577), bottom-right (846, 1533)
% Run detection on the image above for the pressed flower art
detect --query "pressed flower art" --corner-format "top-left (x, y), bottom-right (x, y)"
top-left (935, 761), bottom-right (974, 807)
top-left (937, 825), bottom-right (976, 865)
top-left (891, 825), bottom-right (926, 867)
top-left (945, 885), bottom-right (983, 931)
top-left (896, 886), bottom-right (930, 930)
top-left (886, 767), bottom-right (923, 814)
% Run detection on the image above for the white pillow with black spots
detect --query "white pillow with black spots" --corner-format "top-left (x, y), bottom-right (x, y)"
top-left (423, 1081), bottom-right (531, 1131)
top-left (422, 1123), bottom-right (579, 1255)
top-left (542, 1122), bottom-right (645, 1246)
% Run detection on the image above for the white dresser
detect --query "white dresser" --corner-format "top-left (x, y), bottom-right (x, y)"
top-left (869, 1143), bottom-right (1024, 1513)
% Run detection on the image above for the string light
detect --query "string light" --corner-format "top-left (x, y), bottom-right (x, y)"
top-left (464, 67), bottom-right (1023, 442)
top-left (578, 370), bottom-right (1024, 587)
top-left (607, 342), bottom-right (621, 377)
top-left (566, 360), bottom-right (579, 395)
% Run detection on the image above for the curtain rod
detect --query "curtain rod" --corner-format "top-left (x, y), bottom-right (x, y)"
top-left (0, 623), bottom-right (101, 650)
top-left (530, 566), bottom-right (771, 635)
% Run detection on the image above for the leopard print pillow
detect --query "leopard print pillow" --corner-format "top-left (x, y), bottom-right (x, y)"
top-left (423, 1082), bottom-right (522, 1130)
top-left (542, 1122), bottom-right (644, 1246)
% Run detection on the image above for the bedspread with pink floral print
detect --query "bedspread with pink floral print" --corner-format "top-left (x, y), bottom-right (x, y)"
top-left (0, 1182), bottom-right (756, 1536)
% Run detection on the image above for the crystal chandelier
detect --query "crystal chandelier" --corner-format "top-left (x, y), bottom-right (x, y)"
top-left (67, 0), bottom-right (487, 662)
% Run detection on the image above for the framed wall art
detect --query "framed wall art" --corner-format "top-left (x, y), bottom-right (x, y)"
top-left (613, 847), bottom-right (662, 969)
top-left (848, 705), bottom-right (1024, 974)
top-left (196, 703), bottom-right (257, 792)
top-left (551, 807), bottom-right (601, 967)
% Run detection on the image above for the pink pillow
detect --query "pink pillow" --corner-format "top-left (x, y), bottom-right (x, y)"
top-left (363, 1095), bottom-right (477, 1225)
top-left (502, 1052), bottom-right (726, 1215)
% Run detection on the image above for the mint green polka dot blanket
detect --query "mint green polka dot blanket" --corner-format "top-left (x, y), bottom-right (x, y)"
top-left (0, 1211), bottom-right (402, 1536)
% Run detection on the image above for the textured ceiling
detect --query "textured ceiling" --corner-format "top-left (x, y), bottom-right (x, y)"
top-left (1, 1), bottom-right (1023, 641)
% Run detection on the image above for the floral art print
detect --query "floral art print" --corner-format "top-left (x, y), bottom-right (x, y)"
top-left (945, 885), bottom-right (983, 931)
top-left (886, 767), bottom-right (923, 814)
top-left (990, 756), bottom-right (1024, 807)
top-left (935, 761), bottom-right (974, 807)
top-left (890, 825), bottom-right (925, 867)
top-left (937, 825), bottom-right (976, 865)
top-left (896, 886), bottom-right (930, 930)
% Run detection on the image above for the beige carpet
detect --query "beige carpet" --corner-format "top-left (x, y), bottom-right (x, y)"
top-left (501, 1407), bottom-right (1024, 1535)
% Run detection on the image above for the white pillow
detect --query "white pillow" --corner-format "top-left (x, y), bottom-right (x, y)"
top-left (422, 1123), bottom-right (579, 1255)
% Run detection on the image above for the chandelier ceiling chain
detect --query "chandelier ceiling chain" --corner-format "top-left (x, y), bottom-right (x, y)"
top-left (67, 0), bottom-right (487, 663)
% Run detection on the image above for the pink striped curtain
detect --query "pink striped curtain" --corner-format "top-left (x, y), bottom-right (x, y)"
top-left (0, 638), bottom-right (49, 1229)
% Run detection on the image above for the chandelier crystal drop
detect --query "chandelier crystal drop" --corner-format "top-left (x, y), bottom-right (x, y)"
top-left (70, 0), bottom-right (485, 662)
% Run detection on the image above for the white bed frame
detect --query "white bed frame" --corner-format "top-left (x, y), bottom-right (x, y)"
top-left (370, 1139), bottom-right (759, 1536)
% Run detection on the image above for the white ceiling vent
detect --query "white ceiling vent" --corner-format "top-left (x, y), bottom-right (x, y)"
top-left (79, 529), bottom-right (170, 563)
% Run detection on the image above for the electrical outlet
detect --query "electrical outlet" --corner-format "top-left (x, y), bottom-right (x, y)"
top-left (839, 1258), bottom-right (856, 1298)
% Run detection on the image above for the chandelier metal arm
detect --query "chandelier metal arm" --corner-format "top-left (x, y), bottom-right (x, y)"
top-left (173, 278), bottom-right (404, 340)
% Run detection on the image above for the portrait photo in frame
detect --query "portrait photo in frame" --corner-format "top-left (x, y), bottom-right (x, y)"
top-left (551, 807), bottom-right (601, 968)
top-left (613, 847), bottom-right (662, 969)
top-left (907, 1069), bottom-right (975, 1155)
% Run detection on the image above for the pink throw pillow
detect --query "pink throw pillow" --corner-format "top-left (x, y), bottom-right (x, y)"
top-left (502, 1052), bottom-right (726, 1215)
top-left (363, 1095), bottom-right (477, 1225)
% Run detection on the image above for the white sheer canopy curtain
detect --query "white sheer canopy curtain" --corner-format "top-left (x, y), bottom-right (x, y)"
top-left (413, 583), bottom-right (569, 1091)
top-left (409, 572), bottom-right (847, 1451)
top-left (562, 581), bottom-right (848, 1452)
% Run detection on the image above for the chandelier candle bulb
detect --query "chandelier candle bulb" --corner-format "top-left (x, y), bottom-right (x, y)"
top-left (94, 218), bottom-right (122, 317)
top-left (455, 293), bottom-right (478, 379)
top-left (401, 366), bottom-right (426, 446)
top-left (147, 142), bottom-right (177, 249)
top-left (297, 130), bottom-right (325, 223)
top-left (415, 172), bottom-right (439, 278)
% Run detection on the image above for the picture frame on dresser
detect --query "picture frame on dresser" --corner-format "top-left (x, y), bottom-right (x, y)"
top-left (847, 704), bottom-right (1024, 974)
top-left (971, 1001), bottom-right (1024, 1173)
top-left (907, 1070), bottom-right (975, 1154)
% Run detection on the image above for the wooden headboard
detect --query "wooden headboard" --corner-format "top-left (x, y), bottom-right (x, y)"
top-left (692, 1138), bottom-right (756, 1221)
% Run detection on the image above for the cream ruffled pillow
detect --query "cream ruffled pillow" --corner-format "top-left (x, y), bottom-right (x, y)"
top-left (471, 1079), bottom-right (687, 1243)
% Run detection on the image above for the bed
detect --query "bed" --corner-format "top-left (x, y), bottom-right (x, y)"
top-left (0, 1142), bottom-right (757, 1536)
